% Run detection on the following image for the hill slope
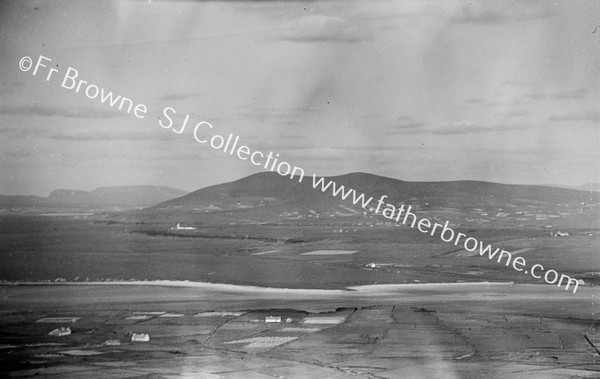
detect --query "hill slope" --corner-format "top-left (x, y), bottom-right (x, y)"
top-left (134, 172), bottom-right (599, 228)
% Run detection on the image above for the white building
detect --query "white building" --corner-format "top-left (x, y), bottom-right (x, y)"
top-left (171, 223), bottom-right (197, 230)
top-left (131, 333), bottom-right (150, 342)
top-left (48, 327), bottom-right (71, 336)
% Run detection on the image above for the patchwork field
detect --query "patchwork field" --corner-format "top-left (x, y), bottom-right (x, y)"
top-left (0, 283), bottom-right (598, 378)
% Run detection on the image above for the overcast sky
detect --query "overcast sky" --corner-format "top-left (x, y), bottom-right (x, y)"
top-left (1, 0), bottom-right (598, 196)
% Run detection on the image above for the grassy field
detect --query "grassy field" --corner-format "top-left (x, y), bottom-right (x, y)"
top-left (0, 212), bottom-right (597, 377)
top-left (1, 214), bottom-right (598, 288)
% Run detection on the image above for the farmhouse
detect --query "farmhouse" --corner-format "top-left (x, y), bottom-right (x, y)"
top-left (172, 223), bottom-right (197, 230)
top-left (48, 327), bottom-right (71, 336)
top-left (131, 333), bottom-right (150, 342)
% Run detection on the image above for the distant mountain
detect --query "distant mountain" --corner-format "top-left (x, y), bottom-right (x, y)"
top-left (47, 186), bottom-right (188, 207)
top-left (133, 172), bottom-right (599, 227)
top-left (577, 182), bottom-right (600, 192)
top-left (546, 182), bottom-right (600, 193)
top-left (46, 189), bottom-right (90, 202)
top-left (154, 172), bottom-right (598, 209)
top-left (0, 186), bottom-right (188, 212)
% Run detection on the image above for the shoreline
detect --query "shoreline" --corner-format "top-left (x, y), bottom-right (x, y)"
top-left (0, 279), bottom-right (526, 295)
top-left (1, 280), bottom-right (593, 299)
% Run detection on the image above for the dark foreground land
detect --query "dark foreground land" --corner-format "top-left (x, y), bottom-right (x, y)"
top-left (0, 283), bottom-right (598, 378)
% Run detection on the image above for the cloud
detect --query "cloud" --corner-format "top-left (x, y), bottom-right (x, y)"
top-left (451, 7), bottom-right (504, 25)
top-left (291, 105), bottom-right (322, 114)
top-left (0, 104), bottom-right (123, 119)
top-left (0, 123), bottom-right (164, 142)
top-left (462, 98), bottom-right (497, 108)
top-left (377, 118), bottom-right (527, 136)
top-left (550, 88), bottom-right (589, 100)
top-left (239, 108), bottom-right (299, 121)
top-left (423, 121), bottom-right (527, 135)
top-left (235, 106), bottom-right (322, 128)
top-left (160, 92), bottom-right (202, 101)
top-left (361, 114), bottom-right (429, 133)
top-left (258, 144), bottom-right (433, 163)
top-left (463, 97), bottom-right (487, 104)
top-left (451, 2), bottom-right (553, 25)
top-left (332, 144), bottom-right (431, 152)
top-left (389, 115), bottom-right (428, 131)
top-left (471, 146), bottom-right (559, 158)
top-left (525, 93), bottom-right (546, 101)
top-left (504, 80), bottom-right (534, 87)
top-left (278, 15), bottom-right (373, 43)
top-left (45, 131), bottom-right (161, 142)
top-left (278, 133), bottom-right (307, 140)
top-left (504, 109), bottom-right (530, 117)
top-left (0, 147), bottom-right (44, 159)
top-left (549, 110), bottom-right (600, 122)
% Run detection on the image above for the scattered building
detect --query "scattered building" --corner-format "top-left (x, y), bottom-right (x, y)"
top-left (171, 223), bottom-right (197, 230)
top-left (48, 327), bottom-right (71, 337)
top-left (131, 333), bottom-right (150, 342)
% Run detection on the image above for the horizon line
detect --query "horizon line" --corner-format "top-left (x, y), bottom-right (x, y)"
top-left (2, 170), bottom-right (599, 198)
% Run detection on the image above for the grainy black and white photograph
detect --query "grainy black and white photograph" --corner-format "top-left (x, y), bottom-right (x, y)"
top-left (0, 1), bottom-right (599, 378)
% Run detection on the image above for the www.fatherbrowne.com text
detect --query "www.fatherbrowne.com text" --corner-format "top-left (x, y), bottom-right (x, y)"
top-left (20, 54), bottom-right (581, 294)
